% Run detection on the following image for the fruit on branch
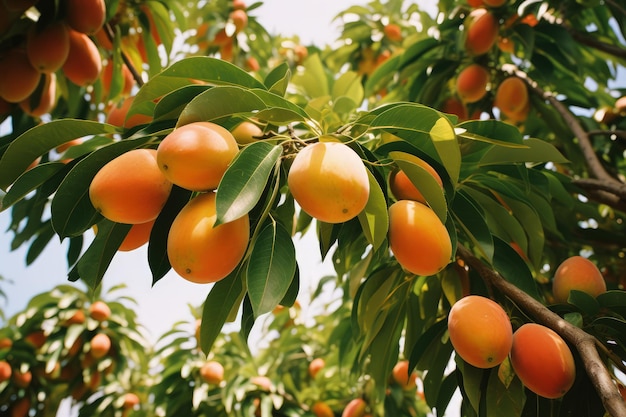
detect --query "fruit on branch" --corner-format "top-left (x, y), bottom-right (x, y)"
top-left (230, 9), bottom-right (248, 33)
top-left (312, 401), bottom-right (334, 417)
top-left (510, 323), bottom-right (576, 399)
top-left (464, 8), bottom-right (499, 55)
top-left (13, 369), bottom-right (32, 388)
top-left (232, 0), bottom-right (246, 10)
top-left (64, 0), bottom-right (106, 34)
top-left (288, 141), bottom-right (370, 224)
top-left (167, 192), bottom-right (250, 284)
top-left (118, 220), bottom-right (155, 251)
top-left (26, 20), bottom-right (70, 73)
top-left (9, 397), bottom-right (30, 417)
top-left (199, 360), bottom-right (225, 384)
top-left (342, 398), bottom-right (367, 417)
top-left (494, 76), bottom-right (529, 121)
top-left (123, 392), bottom-right (140, 409)
top-left (24, 330), bottom-right (46, 349)
top-left (308, 357), bottom-right (325, 378)
top-left (63, 29), bottom-right (102, 87)
top-left (551, 255), bottom-right (607, 303)
top-left (89, 332), bottom-right (111, 359)
top-left (0, 338), bottom-right (12, 349)
top-left (106, 96), bottom-right (153, 129)
top-left (392, 360), bottom-right (417, 390)
top-left (231, 121), bottom-right (263, 144)
top-left (0, 48), bottom-right (41, 103)
top-left (65, 309), bottom-right (86, 325)
top-left (0, 360), bottom-right (12, 382)
top-left (456, 64), bottom-right (490, 103)
top-left (157, 122), bottom-right (239, 191)
top-left (251, 375), bottom-right (272, 391)
top-left (89, 300), bottom-right (111, 321)
top-left (389, 153), bottom-right (443, 204)
top-left (383, 23), bottom-right (402, 42)
top-left (19, 72), bottom-right (57, 117)
top-left (89, 149), bottom-right (172, 224)
top-left (388, 200), bottom-right (452, 276)
top-left (447, 295), bottom-right (513, 368)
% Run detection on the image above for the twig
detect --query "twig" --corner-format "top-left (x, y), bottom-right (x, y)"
top-left (456, 245), bottom-right (626, 417)
top-left (104, 23), bottom-right (145, 88)
top-left (588, 130), bottom-right (626, 141)
top-left (595, 339), bottom-right (626, 376)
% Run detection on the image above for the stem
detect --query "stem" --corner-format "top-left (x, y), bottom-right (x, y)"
top-left (572, 178), bottom-right (626, 200)
top-left (456, 245), bottom-right (626, 417)
top-left (104, 23), bottom-right (145, 88)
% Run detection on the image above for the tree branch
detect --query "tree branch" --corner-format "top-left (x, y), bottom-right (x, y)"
top-left (569, 30), bottom-right (626, 60)
top-left (572, 178), bottom-right (626, 201)
top-left (104, 23), bottom-right (145, 88)
top-left (456, 245), bottom-right (626, 417)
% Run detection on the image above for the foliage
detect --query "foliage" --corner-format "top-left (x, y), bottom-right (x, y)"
top-left (1, 0), bottom-right (626, 416)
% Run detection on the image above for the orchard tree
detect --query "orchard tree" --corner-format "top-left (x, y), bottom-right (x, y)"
top-left (1, 0), bottom-right (626, 416)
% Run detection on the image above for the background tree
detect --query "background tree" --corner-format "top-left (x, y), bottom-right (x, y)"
top-left (1, 0), bottom-right (626, 416)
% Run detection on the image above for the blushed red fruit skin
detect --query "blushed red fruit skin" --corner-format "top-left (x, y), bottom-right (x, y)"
top-left (552, 255), bottom-right (607, 303)
top-left (510, 323), bottom-right (576, 399)
top-left (447, 295), bottom-right (513, 368)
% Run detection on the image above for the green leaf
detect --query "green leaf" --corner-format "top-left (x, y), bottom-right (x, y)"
top-left (245, 220), bottom-right (297, 317)
top-left (0, 120), bottom-right (117, 190)
top-left (567, 290), bottom-right (600, 316)
top-left (264, 62), bottom-right (291, 96)
top-left (457, 120), bottom-right (526, 147)
top-left (132, 57), bottom-right (265, 118)
top-left (332, 71), bottom-right (364, 106)
top-left (148, 186), bottom-right (192, 285)
top-left (492, 237), bottom-right (541, 300)
top-left (357, 169), bottom-right (389, 251)
top-left (479, 138), bottom-right (569, 165)
top-left (452, 190), bottom-right (494, 263)
top-left (430, 116), bottom-right (461, 185)
top-left (486, 365), bottom-right (525, 417)
top-left (369, 103), bottom-right (460, 184)
top-left (71, 220), bottom-right (131, 289)
top-left (152, 84), bottom-right (210, 121)
top-left (176, 85), bottom-right (266, 126)
top-left (199, 270), bottom-right (245, 354)
top-left (290, 53), bottom-right (329, 98)
top-left (0, 162), bottom-right (67, 211)
top-left (50, 137), bottom-right (151, 239)
top-left (390, 151), bottom-right (447, 222)
top-left (215, 142), bottom-right (282, 225)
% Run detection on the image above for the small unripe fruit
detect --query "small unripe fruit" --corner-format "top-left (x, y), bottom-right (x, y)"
top-left (89, 301), bottom-right (111, 321)
top-left (200, 360), bottom-right (225, 384)
top-left (308, 357), bottom-right (325, 378)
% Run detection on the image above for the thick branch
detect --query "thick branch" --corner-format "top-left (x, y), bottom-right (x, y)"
top-left (457, 245), bottom-right (626, 417)
top-left (570, 31), bottom-right (626, 60)
top-left (523, 76), bottom-right (617, 184)
top-left (573, 178), bottom-right (626, 201)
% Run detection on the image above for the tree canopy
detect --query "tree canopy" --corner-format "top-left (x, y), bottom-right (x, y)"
top-left (1, 0), bottom-right (626, 416)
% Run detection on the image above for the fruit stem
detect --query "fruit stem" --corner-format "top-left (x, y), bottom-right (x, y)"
top-left (104, 23), bottom-right (145, 88)
top-left (457, 245), bottom-right (626, 417)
